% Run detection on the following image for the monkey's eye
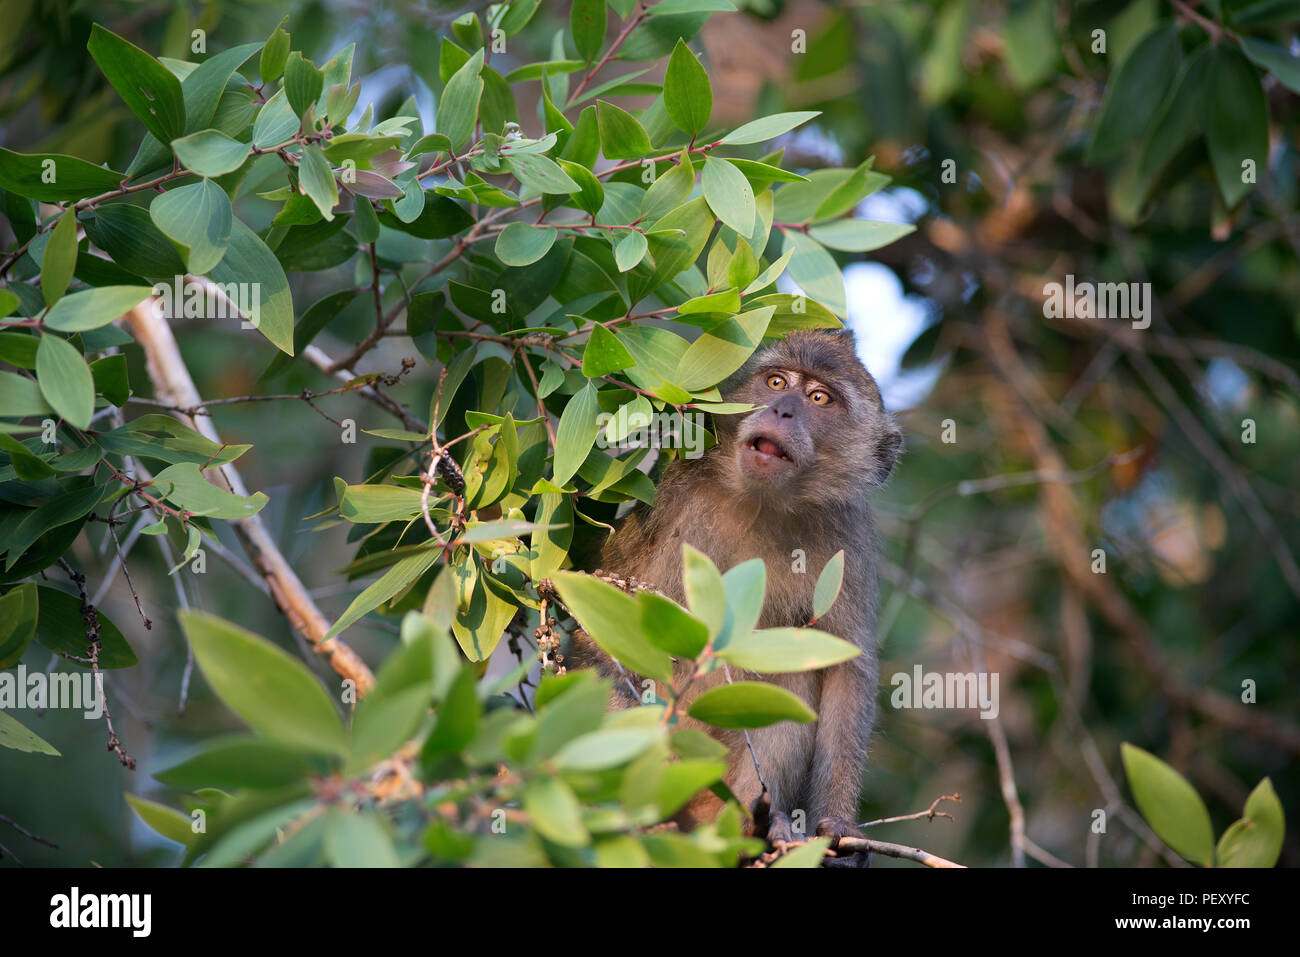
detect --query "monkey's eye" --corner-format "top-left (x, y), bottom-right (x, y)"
top-left (808, 389), bottom-right (832, 406)
top-left (766, 374), bottom-right (787, 391)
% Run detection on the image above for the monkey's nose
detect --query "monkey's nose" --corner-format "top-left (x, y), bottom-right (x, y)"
top-left (771, 395), bottom-right (799, 418)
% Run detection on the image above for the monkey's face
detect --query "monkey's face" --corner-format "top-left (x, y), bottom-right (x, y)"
top-left (718, 330), bottom-right (902, 508)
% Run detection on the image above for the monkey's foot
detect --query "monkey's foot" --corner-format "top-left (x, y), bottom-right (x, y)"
top-left (817, 817), bottom-right (872, 869)
top-left (765, 809), bottom-right (798, 848)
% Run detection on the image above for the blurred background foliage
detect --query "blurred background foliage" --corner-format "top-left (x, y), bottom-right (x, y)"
top-left (0, 0), bottom-right (1296, 867)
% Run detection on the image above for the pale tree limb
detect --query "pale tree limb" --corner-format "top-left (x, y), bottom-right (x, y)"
top-left (122, 301), bottom-right (375, 695)
top-left (834, 836), bottom-right (966, 868)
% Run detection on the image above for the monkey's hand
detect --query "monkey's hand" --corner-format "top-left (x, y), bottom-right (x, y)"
top-left (817, 817), bottom-right (872, 869)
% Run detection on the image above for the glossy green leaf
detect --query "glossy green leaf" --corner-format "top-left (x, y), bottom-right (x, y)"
top-left (719, 110), bottom-right (820, 146)
top-left (43, 285), bottom-right (152, 333)
top-left (150, 179), bottom-right (233, 274)
top-left (581, 324), bottom-right (635, 376)
top-left (596, 99), bottom-right (652, 159)
top-left (688, 681), bottom-right (816, 728)
top-left (171, 129), bottom-right (251, 178)
top-left (88, 24), bottom-right (186, 144)
top-left (1122, 743), bottom-right (1215, 866)
top-left (438, 50), bottom-right (485, 151)
top-left (552, 570), bottom-right (674, 683)
top-left (208, 218), bottom-right (294, 354)
top-left (35, 334), bottom-right (94, 429)
top-left (299, 144), bottom-right (339, 220)
top-left (664, 38), bottom-right (711, 136)
top-left (570, 0), bottom-right (607, 64)
top-left (40, 210), bottom-right (78, 306)
top-left (180, 610), bottom-right (348, 757)
top-left (1203, 46), bottom-right (1268, 208)
top-left (702, 156), bottom-right (754, 236)
top-left (718, 627), bottom-right (859, 673)
top-left (1086, 26), bottom-right (1181, 164)
top-left (813, 550), bottom-right (845, 618)
top-left (552, 381), bottom-right (601, 485)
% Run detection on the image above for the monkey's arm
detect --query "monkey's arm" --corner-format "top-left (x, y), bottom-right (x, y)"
top-left (807, 618), bottom-right (878, 830)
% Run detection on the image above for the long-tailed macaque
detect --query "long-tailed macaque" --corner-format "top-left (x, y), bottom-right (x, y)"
top-left (567, 328), bottom-right (902, 857)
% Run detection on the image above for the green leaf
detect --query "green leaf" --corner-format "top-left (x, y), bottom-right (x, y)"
top-left (524, 776), bottom-right (590, 846)
top-left (340, 484), bottom-right (424, 523)
top-left (552, 570), bottom-right (674, 683)
top-left (570, 0), bottom-right (607, 64)
top-left (614, 230), bottom-right (648, 271)
top-left (96, 414), bottom-right (248, 467)
top-left (597, 99), bottom-right (653, 159)
top-left (1203, 46), bottom-right (1268, 208)
top-left (681, 544), bottom-right (726, 636)
top-left (718, 627), bottom-right (859, 673)
top-left (252, 89), bottom-right (299, 149)
top-left (35, 334), bottom-right (94, 429)
top-left (718, 557), bottom-right (765, 647)
top-left (641, 150), bottom-right (695, 223)
top-left (284, 51), bottom-right (325, 118)
top-left (495, 222), bottom-right (558, 266)
top-left (688, 681), bottom-right (816, 728)
top-left (678, 288), bottom-right (740, 315)
top-left (43, 285), bottom-right (152, 333)
top-left (814, 157), bottom-right (878, 220)
top-left (783, 230), bottom-right (845, 316)
top-left (126, 794), bottom-right (194, 847)
top-left (639, 590), bottom-right (709, 658)
top-left (88, 24), bottom-right (186, 144)
top-left (150, 179), bottom-right (233, 274)
top-left (438, 50), bottom-right (485, 151)
top-left (507, 152), bottom-right (581, 194)
top-left (581, 324), bottom-right (635, 377)
top-left (325, 547), bottom-right (441, 640)
top-left (0, 582), bottom-right (39, 669)
top-left (171, 129), bottom-right (251, 178)
top-left (553, 381), bottom-right (601, 485)
top-left (422, 661), bottom-right (479, 757)
top-left (326, 810), bottom-right (399, 867)
top-left (0, 149), bottom-right (124, 203)
top-left (208, 218), bottom-right (294, 355)
top-left (771, 837), bottom-right (831, 867)
top-left (558, 158), bottom-right (605, 215)
top-left (675, 305), bottom-right (773, 390)
top-left (1217, 778), bottom-right (1285, 868)
top-left (664, 38), bottom-right (712, 136)
top-left (648, 0), bottom-right (736, 14)
top-left (1137, 50), bottom-right (1209, 197)
top-left (808, 219), bottom-right (914, 252)
top-left (0, 709), bottom-right (59, 755)
top-left (702, 157), bottom-right (755, 236)
top-left (298, 144), bottom-right (339, 220)
top-left (40, 211), bottom-right (78, 306)
top-left (155, 736), bottom-right (317, 790)
top-left (180, 610), bottom-right (348, 757)
top-left (259, 19), bottom-right (291, 83)
top-left (1121, 743), bottom-right (1215, 866)
top-left (554, 726), bottom-right (661, 771)
top-left (0, 369), bottom-right (52, 417)
top-left (720, 111), bottom-right (820, 146)
top-left (813, 550), bottom-right (844, 618)
top-left (1086, 26), bottom-right (1181, 164)
top-left (33, 585), bottom-right (137, 667)
top-left (152, 462), bottom-right (269, 519)
top-left (1240, 37), bottom-right (1300, 95)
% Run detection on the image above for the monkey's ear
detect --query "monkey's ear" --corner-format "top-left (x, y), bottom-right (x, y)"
top-left (869, 418), bottom-right (903, 485)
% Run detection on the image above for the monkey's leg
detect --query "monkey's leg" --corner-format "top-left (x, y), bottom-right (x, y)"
top-left (808, 658), bottom-right (875, 865)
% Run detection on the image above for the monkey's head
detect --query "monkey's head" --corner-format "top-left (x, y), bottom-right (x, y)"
top-left (715, 329), bottom-right (902, 508)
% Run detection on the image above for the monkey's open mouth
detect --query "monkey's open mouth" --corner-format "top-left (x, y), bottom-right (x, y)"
top-left (746, 436), bottom-right (793, 462)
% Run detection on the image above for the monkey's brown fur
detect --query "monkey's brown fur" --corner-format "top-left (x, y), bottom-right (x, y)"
top-left (567, 329), bottom-right (902, 850)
